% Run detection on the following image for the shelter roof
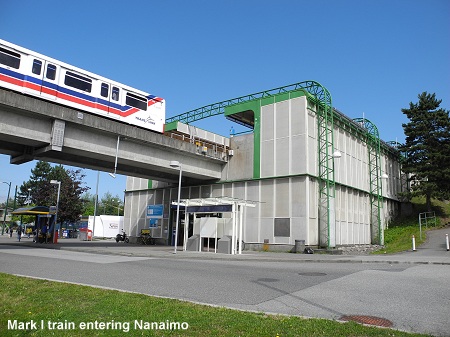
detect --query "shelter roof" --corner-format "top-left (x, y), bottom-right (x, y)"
top-left (11, 206), bottom-right (50, 215)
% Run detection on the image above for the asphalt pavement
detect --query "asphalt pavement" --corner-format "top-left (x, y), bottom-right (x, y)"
top-left (1, 226), bottom-right (449, 264)
top-left (0, 226), bottom-right (449, 336)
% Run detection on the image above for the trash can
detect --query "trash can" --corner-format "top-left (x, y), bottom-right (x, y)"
top-left (78, 231), bottom-right (87, 241)
top-left (217, 236), bottom-right (232, 254)
top-left (295, 240), bottom-right (305, 253)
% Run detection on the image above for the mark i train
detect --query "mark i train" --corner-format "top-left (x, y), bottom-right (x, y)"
top-left (0, 39), bottom-right (165, 133)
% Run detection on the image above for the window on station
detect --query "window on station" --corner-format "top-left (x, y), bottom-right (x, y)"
top-left (46, 64), bottom-right (57, 80)
top-left (100, 83), bottom-right (109, 98)
top-left (64, 71), bottom-right (92, 92)
top-left (0, 47), bottom-right (21, 69)
top-left (32, 59), bottom-right (42, 75)
top-left (126, 92), bottom-right (147, 111)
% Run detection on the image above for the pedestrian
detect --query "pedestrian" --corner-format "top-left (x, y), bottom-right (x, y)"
top-left (17, 226), bottom-right (22, 242)
top-left (9, 226), bottom-right (13, 238)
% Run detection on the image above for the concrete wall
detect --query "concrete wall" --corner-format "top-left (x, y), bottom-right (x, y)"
top-left (222, 133), bottom-right (254, 181)
top-left (124, 95), bottom-right (404, 247)
top-left (260, 97), bottom-right (315, 177)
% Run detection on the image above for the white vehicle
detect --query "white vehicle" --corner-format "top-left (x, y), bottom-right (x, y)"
top-left (0, 39), bottom-right (165, 132)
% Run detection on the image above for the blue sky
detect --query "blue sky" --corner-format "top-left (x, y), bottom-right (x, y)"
top-left (1, 0), bottom-right (449, 202)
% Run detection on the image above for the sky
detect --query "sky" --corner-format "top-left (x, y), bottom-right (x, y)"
top-left (0, 0), bottom-right (449, 202)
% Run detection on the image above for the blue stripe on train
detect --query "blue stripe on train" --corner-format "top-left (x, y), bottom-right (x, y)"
top-left (1, 67), bottom-right (135, 112)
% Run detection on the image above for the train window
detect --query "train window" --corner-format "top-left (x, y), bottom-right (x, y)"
top-left (101, 83), bottom-right (109, 98)
top-left (126, 92), bottom-right (147, 111)
top-left (0, 47), bottom-right (21, 69)
top-left (112, 87), bottom-right (120, 101)
top-left (46, 64), bottom-right (56, 80)
top-left (64, 71), bottom-right (92, 92)
top-left (32, 59), bottom-right (42, 75)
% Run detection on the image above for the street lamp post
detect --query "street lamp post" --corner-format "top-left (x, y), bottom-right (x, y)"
top-left (169, 161), bottom-right (182, 254)
top-left (1, 181), bottom-right (11, 235)
top-left (109, 135), bottom-right (120, 178)
top-left (50, 180), bottom-right (61, 244)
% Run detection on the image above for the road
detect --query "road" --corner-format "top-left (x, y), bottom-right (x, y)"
top-left (0, 229), bottom-right (449, 336)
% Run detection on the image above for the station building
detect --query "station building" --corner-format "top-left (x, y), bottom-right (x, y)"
top-left (123, 81), bottom-right (404, 251)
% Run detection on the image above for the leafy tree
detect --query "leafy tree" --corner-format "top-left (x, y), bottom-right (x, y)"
top-left (399, 92), bottom-right (450, 211)
top-left (80, 192), bottom-right (96, 216)
top-left (99, 192), bottom-right (124, 216)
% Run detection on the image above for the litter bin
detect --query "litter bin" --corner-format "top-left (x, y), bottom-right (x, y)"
top-left (295, 239), bottom-right (305, 253)
top-left (78, 231), bottom-right (87, 241)
top-left (217, 236), bottom-right (232, 254)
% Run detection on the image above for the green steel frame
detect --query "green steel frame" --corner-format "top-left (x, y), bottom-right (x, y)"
top-left (387, 141), bottom-right (408, 201)
top-left (166, 81), bottom-right (322, 125)
top-left (166, 80), bottom-right (337, 249)
top-left (312, 85), bottom-right (335, 249)
top-left (353, 118), bottom-right (383, 245)
top-left (166, 81), bottom-right (398, 247)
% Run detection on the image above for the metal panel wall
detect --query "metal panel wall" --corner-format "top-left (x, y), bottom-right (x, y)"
top-left (124, 94), bottom-right (405, 247)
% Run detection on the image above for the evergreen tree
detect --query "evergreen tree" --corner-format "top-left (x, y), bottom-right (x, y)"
top-left (20, 161), bottom-right (53, 206)
top-left (399, 92), bottom-right (450, 211)
top-left (19, 162), bottom-right (90, 224)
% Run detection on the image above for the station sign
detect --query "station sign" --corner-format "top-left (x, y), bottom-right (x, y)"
top-left (147, 204), bottom-right (163, 218)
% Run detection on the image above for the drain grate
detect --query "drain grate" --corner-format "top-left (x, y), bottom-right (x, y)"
top-left (340, 315), bottom-right (393, 328)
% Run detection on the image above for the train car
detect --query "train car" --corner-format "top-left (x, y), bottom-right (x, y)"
top-left (0, 39), bottom-right (165, 132)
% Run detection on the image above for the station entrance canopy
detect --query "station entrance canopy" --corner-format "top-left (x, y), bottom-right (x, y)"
top-left (171, 197), bottom-right (256, 254)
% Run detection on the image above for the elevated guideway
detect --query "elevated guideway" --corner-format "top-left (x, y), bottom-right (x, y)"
top-left (0, 88), bottom-right (225, 184)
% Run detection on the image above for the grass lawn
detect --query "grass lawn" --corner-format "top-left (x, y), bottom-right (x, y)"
top-left (0, 273), bottom-right (430, 337)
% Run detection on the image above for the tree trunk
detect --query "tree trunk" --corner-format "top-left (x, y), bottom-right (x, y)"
top-left (426, 193), bottom-right (432, 212)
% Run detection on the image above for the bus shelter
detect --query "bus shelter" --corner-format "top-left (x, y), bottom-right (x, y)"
top-left (11, 206), bottom-right (56, 243)
top-left (171, 197), bottom-right (256, 254)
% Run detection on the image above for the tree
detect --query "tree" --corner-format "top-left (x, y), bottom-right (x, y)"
top-left (99, 192), bottom-right (124, 216)
top-left (80, 192), bottom-right (96, 216)
top-left (19, 161), bottom-right (90, 223)
top-left (19, 161), bottom-right (53, 206)
top-left (54, 167), bottom-right (90, 223)
top-left (399, 92), bottom-right (450, 211)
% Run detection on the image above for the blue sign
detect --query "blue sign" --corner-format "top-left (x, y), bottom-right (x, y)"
top-left (147, 204), bottom-right (164, 218)
top-left (149, 218), bottom-right (159, 228)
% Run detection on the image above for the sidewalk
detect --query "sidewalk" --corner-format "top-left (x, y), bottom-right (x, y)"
top-left (1, 227), bottom-right (449, 265)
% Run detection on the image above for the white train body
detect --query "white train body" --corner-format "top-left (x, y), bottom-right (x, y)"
top-left (0, 39), bottom-right (165, 132)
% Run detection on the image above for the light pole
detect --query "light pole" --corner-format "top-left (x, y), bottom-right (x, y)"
top-left (1, 181), bottom-right (11, 235)
top-left (170, 161), bottom-right (182, 254)
top-left (50, 180), bottom-right (61, 244)
top-left (109, 135), bottom-right (120, 178)
top-left (93, 171), bottom-right (100, 238)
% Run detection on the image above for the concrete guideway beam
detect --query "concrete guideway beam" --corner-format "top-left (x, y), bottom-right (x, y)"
top-left (0, 88), bottom-right (224, 183)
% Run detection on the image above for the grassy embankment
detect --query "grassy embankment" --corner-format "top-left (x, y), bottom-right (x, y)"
top-left (374, 197), bottom-right (450, 254)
